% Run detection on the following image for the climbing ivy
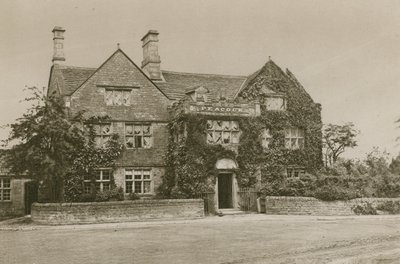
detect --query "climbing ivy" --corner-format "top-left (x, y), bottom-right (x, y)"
top-left (159, 62), bottom-right (323, 197)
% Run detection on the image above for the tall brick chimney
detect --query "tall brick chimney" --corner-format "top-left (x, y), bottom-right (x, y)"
top-left (141, 30), bottom-right (163, 81)
top-left (52, 26), bottom-right (65, 65)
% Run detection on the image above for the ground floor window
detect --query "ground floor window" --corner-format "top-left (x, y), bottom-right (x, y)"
top-left (83, 169), bottom-right (111, 193)
top-left (0, 178), bottom-right (11, 201)
top-left (286, 167), bottom-right (305, 178)
top-left (125, 169), bottom-right (152, 194)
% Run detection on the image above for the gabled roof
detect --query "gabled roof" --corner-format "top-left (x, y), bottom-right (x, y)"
top-left (57, 66), bottom-right (96, 95)
top-left (49, 53), bottom-right (313, 103)
top-left (157, 71), bottom-right (247, 101)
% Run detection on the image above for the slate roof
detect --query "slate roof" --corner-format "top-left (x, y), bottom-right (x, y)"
top-left (51, 55), bottom-right (310, 102)
top-left (157, 71), bottom-right (247, 101)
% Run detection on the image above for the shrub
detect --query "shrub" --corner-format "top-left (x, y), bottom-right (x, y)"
top-left (376, 201), bottom-right (400, 214)
top-left (312, 185), bottom-right (360, 201)
top-left (94, 187), bottom-right (124, 202)
top-left (128, 192), bottom-right (141, 200)
top-left (352, 202), bottom-right (377, 215)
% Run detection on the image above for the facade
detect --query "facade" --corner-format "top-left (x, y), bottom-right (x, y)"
top-left (47, 27), bottom-right (322, 210)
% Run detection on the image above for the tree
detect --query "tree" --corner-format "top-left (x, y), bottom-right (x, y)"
top-left (323, 123), bottom-right (358, 166)
top-left (390, 153), bottom-right (400, 175)
top-left (2, 87), bottom-right (86, 202)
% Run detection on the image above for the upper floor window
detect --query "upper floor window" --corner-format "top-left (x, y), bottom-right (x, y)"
top-left (261, 128), bottom-right (272, 149)
top-left (285, 128), bottom-right (304, 149)
top-left (125, 169), bottom-right (152, 194)
top-left (105, 89), bottom-right (131, 106)
top-left (0, 178), bottom-right (11, 201)
top-left (207, 120), bottom-right (240, 145)
top-left (286, 167), bottom-right (305, 178)
top-left (94, 123), bottom-right (112, 148)
top-left (265, 96), bottom-right (286, 111)
top-left (125, 124), bottom-right (152, 149)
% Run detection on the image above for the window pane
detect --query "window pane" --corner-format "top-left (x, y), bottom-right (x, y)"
top-left (231, 121), bottom-right (239, 131)
top-left (125, 170), bottom-right (133, 180)
top-left (143, 170), bottom-right (151, 179)
top-left (114, 91), bottom-right (123, 105)
top-left (102, 124), bottom-right (111, 135)
top-left (215, 121), bottom-right (222, 130)
top-left (3, 179), bottom-right (10, 188)
top-left (298, 138), bottom-right (304, 149)
top-left (95, 172), bottom-right (101, 180)
top-left (95, 136), bottom-right (102, 147)
top-left (102, 170), bottom-right (110, 180)
top-left (285, 139), bottom-right (291, 149)
top-left (105, 90), bottom-right (113, 105)
top-left (134, 182), bottom-right (142, 193)
top-left (143, 125), bottom-right (151, 135)
top-left (143, 181), bottom-right (151, 193)
top-left (84, 183), bottom-right (91, 194)
top-left (222, 121), bottom-right (230, 131)
top-left (134, 126), bottom-right (142, 135)
top-left (102, 136), bottom-right (110, 147)
top-left (298, 129), bottom-right (305, 138)
top-left (3, 190), bottom-right (11, 201)
top-left (207, 131), bottom-right (214, 144)
top-left (83, 174), bottom-right (90, 181)
top-left (134, 172), bottom-right (142, 180)
top-left (285, 129), bottom-right (290, 138)
top-left (143, 136), bottom-right (151, 148)
top-left (94, 125), bottom-right (101, 135)
top-left (291, 138), bottom-right (297, 148)
top-left (231, 132), bottom-right (239, 144)
top-left (222, 132), bottom-right (230, 144)
top-left (125, 182), bottom-right (132, 193)
top-left (95, 183), bottom-right (101, 192)
top-left (214, 131), bottom-right (222, 144)
top-left (126, 136), bottom-right (134, 148)
top-left (135, 136), bottom-right (143, 148)
top-left (103, 183), bottom-right (110, 191)
top-left (206, 120), bottom-right (214, 130)
top-left (126, 125), bottom-right (133, 135)
top-left (123, 91), bottom-right (130, 106)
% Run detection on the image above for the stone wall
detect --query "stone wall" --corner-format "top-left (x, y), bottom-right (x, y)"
top-left (0, 178), bottom-right (31, 217)
top-left (263, 196), bottom-right (400, 216)
top-left (31, 199), bottom-right (204, 225)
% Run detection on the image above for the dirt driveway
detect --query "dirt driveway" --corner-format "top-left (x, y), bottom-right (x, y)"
top-left (1, 214), bottom-right (400, 264)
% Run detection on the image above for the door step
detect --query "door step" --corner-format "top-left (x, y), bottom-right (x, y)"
top-left (218, 209), bottom-right (246, 216)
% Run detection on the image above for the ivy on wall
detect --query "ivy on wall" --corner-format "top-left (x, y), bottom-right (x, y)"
top-left (159, 61), bottom-right (323, 198)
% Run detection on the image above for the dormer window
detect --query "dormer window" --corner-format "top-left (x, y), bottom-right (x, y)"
top-left (187, 86), bottom-right (209, 103)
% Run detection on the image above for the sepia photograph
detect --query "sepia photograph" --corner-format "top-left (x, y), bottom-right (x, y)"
top-left (1, 0), bottom-right (400, 263)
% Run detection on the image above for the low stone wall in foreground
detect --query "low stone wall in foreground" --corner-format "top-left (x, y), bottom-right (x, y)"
top-left (31, 199), bottom-right (204, 225)
top-left (263, 196), bottom-right (400, 216)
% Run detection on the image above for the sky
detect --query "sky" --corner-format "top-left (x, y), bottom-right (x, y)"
top-left (0, 0), bottom-right (399, 159)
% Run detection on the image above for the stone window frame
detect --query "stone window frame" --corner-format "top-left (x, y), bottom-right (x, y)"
top-left (265, 95), bottom-right (287, 111)
top-left (93, 123), bottom-right (112, 148)
top-left (0, 178), bottom-right (11, 202)
top-left (125, 168), bottom-right (152, 194)
top-left (83, 169), bottom-right (112, 193)
top-left (284, 127), bottom-right (305, 150)
top-left (104, 89), bottom-right (131, 106)
top-left (261, 128), bottom-right (272, 149)
top-left (124, 123), bottom-right (152, 149)
top-left (286, 167), bottom-right (305, 178)
top-left (206, 120), bottom-right (240, 145)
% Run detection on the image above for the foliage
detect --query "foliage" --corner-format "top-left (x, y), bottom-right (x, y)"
top-left (389, 153), bottom-right (400, 175)
top-left (2, 87), bottom-right (85, 202)
top-left (128, 192), bottom-right (141, 200)
top-left (376, 201), bottom-right (400, 214)
top-left (161, 63), bottom-right (323, 198)
top-left (323, 123), bottom-right (358, 166)
top-left (94, 187), bottom-right (124, 202)
top-left (352, 202), bottom-right (377, 215)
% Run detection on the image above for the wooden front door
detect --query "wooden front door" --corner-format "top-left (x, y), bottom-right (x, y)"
top-left (218, 173), bottom-right (233, 209)
top-left (24, 181), bottom-right (38, 215)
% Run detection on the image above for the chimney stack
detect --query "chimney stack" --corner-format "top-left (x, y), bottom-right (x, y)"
top-left (141, 30), bottom-right (163, 81)
top-left (52, 26), bottom-right (65, 65)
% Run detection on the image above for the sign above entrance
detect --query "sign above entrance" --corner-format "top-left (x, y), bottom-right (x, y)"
top-left (187, 103), bottom-right (259, 117)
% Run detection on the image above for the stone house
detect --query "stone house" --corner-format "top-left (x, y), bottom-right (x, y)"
top-left (47, 27), bottom-right (322, 210)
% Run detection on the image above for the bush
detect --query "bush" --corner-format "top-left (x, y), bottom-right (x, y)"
top-left (376, 201), bottom-right (400, 214)
top-left (128, 192), bottom-right (141, 200)
top-left (352, 202), bottom-right (377, 215)
top-left (94, 187), bottom-right (124, 202)
top-left (312, 185), bottom-right (360, 201)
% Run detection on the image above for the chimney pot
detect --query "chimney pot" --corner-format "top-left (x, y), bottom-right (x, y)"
top-left (52, 26), bottom-right (65, 65)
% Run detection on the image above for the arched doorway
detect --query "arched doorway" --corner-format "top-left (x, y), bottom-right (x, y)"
top-left (215, 159), bottom-right (238, 209)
